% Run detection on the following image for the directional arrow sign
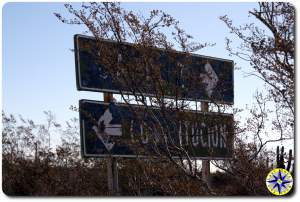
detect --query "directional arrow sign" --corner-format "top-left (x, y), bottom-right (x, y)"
top-left (79, 99), bottom-right (234, 159)
top-left (92, 107), bottom-right (122, 151)
top-left (74, 35), bottom-right (234, 104)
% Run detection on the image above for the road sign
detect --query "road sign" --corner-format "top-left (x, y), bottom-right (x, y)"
top-left (79, 99), bottom-right (234, 159)
top-left (74, 34), bottom-right (234, 104)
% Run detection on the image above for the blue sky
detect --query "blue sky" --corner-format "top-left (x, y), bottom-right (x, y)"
top-left (2, 2), bottom-right (263, 126)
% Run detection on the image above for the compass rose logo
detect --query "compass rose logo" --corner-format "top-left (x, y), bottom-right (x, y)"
top-left (265, 168), bottom-right (293, 196)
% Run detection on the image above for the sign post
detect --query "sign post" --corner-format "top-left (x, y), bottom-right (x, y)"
top-left (201, 102), bottom-right (211, 187)
top-left (107, 157), bottom-right (119, 195)
top-left (104, 92), bottom-right (119, 195)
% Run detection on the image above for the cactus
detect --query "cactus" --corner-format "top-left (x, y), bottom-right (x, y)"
top-left (276, 146), bottom-right (294, 175)
top-left (286, 149), bottom-right (292, 172)
top-left (276, 146), bottom-right (285, 169)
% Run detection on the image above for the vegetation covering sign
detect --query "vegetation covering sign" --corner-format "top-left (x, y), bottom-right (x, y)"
top-left (79, 99), bottom-right (234, 158)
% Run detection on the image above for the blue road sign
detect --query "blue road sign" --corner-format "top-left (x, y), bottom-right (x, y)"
top-left (74, 35), bottom-right (234, 104)
top-left (79, 99), bottom-right (234, 159)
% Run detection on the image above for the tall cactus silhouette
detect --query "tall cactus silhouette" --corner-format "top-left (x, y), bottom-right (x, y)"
top-left (276, 146), bottom-right (294, 175)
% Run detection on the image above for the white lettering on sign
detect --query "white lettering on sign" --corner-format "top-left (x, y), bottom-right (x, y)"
top-left (127, 120), bottom-right (229, 149)
top-left (178, 123), bottom-right (182, 146)
top-left (200, 123), bottom-right (207, 147)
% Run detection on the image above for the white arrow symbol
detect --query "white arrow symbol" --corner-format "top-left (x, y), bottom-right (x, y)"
top-left (199, 62), bottom-right (219, 97)
top-left (92, 107), bottom-right (122, 151)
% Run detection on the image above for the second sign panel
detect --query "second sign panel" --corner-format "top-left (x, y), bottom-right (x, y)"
top-left (79, 99), bottom-right (234, 159)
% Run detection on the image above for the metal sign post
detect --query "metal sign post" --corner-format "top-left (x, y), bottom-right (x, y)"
top-left (201, 102), bottom-right (211, 187)
top-left (107, 157), bottom-right (119, 195)
top-left (104, 92), bottom-right (119, 195)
